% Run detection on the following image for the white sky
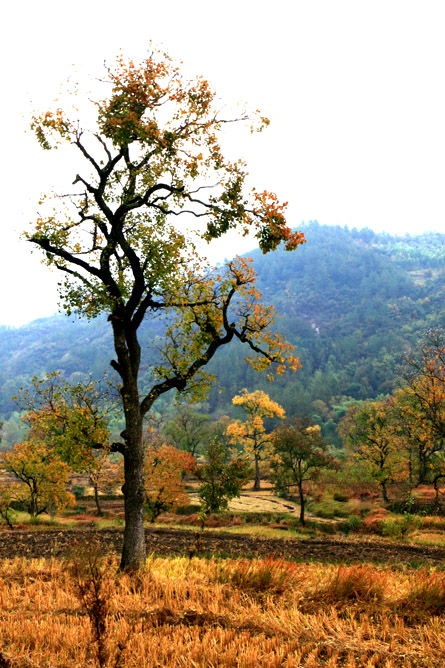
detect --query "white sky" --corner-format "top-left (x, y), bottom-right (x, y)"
top-left (1, 0), bottom-right (444, 326)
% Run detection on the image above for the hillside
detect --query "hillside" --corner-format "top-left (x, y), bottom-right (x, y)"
top-left (1, 223), bottom-right (443, 444)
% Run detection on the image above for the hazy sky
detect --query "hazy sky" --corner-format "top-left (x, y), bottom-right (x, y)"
top-left (2, 0), bottom-right (444, 326)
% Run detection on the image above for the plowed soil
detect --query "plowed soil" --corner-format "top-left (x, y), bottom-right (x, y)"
top-left (0, 526), bottom-right (444, 565)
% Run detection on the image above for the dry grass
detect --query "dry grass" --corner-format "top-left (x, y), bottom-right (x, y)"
top-left (0, 553), bottom-right (444, 667)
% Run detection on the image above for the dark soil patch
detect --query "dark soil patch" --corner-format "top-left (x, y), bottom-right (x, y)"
top-left (0, 526), bottom-right (444, 565)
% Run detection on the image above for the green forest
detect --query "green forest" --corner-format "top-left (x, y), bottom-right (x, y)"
top-left (0, 222), bottom-right (443, 447)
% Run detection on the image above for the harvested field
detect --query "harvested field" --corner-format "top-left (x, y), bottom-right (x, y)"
top-left (0, 555), bottom-right (444, 667)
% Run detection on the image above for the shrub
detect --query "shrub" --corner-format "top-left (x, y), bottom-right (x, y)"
top-left (361, 508), bottom-right (390, 534)
top-left (73, 485), bottom-right (85, 500)
top-left (381, 513), bottom-right (421, 539)
top-left (333, 491), bottom-right (349, 503)
top-left (340, 515), bottom-right (363, 534)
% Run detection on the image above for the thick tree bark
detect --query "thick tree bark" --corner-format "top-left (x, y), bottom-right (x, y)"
top-left (120, 416), bottom-right (146, 570)
top-left (120, 453), bottom-right (146, 570)
top-left (111, 318), bottom-right (147, 571)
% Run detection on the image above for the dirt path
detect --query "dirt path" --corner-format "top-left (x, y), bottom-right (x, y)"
top-left (0, 526), bottom-right (444, 565)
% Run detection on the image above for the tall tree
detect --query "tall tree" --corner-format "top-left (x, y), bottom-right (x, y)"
top-left (26, 51), bottom-right (303, 569)
top-left (227, 389), bottom-right (285, 490)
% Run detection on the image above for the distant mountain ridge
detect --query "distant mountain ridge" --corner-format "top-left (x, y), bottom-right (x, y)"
top-left (0, 223), bottom-right (443, 444)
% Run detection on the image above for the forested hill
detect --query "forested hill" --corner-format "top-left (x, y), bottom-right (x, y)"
top-left (0, 223), bottom-right (443, 443)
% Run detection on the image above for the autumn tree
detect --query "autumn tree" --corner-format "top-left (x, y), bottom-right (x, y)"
top-left (227, 389), bottom-right (285, 490)
top-left (271, 417), bottom-right (335, 526)
top-left (401, 329), bottom-right (445, 464)
top-left (16, 373), bottom-right (113, 515)
top-left (392, 329), bottom-right (445, 497)
top-left (338, 397), bottom-right (405, 503)
top-left (86, 452), bottom-right (122, 516)
top-left (27, 51), bottom-right (303, 569)
top-left (143, 444), bottom-right (194, 522)
top-left (1, 441), bottom-right (74, 517)
top-left (0, 483), bottom-right (17, 529)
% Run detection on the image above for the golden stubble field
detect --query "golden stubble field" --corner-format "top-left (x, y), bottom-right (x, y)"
top-left (0, 550), bottom-right (444, 668)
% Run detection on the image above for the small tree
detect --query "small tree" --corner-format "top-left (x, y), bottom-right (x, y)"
top-left (86, 452), bottom-right (122, 516)
top-left (2, 441), bottom-right (74, 517)
top-left (194, 439), bottom-right (252, 513)
top-left (227, 389), bottom-right (285, 490)
top-left (271, 417), bottom-right (335, 526)
top-left (163, 405), bottom-right (211, 457)
top-left (144, 444), bottom-right (194, 522)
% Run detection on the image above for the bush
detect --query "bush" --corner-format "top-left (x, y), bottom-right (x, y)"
top-left (333, 491), bottom-right (349, 503)
top-left (361, 508), bottom-right (391, 534)
top-left (310, 499), bottom-right (350, 519)
top-left (381, 513), bottom-right (421, 539)
top-left (73, 485), bottom-right (85, 500)
top-left (174, 504), bottom-right (201, 516)
top-left (340, 515), bottom-right (363, 534)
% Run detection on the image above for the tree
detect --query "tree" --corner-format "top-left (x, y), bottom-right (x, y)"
top-left (227, 389), bottom-right (285, 490)
top-left (401, 328), bottom-right (445, 460)
top-left (143, 444), bottom-right (194, 522)
top-left (16, 373), bottom-right (111, 473)
top-left (2, 441), bottom-right (74, 517)
top-left (27, 51), bottom-right (303, 569)
top-left (0, 483), bottom-right (19, 529)
top-left (393, 329), bottom-right (445, 497)
top-left (271, 417), bottom-right (335, 526)
top-left (163, 404), bottom-right (211, 457)
top-left (194, 439), bottom-right (252, 513)
top-left (86, 452), bottom-right (122, 517)
top-left (338, 397), bottom-right (405, 503)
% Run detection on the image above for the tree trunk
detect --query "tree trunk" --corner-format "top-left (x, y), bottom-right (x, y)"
top-left (93, 482), bottom-right (103, 517)
top-left (120, 442), bottom-right (146, 570)
top-left (118, 374), bottom-right (146, 570)
top-left (253, 454), bottom-right (261, 491)
top-left (112, 320), bottom-right (147, 571)
top-left (381, 480), bottom-right (390, 504)
top-left (298, 480), bottom-right (305, 526)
